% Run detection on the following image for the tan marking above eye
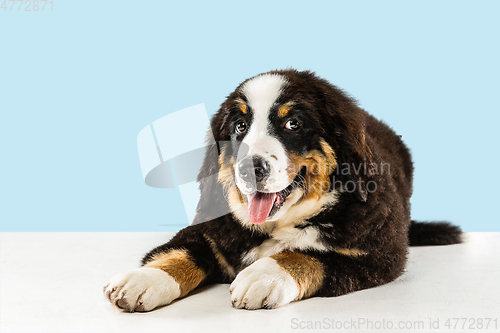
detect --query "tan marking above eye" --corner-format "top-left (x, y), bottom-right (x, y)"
top-left (278, 101), bottom-right (295, 118)
top-left (235, 98), bottom-right (247, 114)
top-left (278, 105), bottom-right (291, 118)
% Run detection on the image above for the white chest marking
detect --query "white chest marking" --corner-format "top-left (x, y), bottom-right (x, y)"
top-left (241, 225), bottom-right (330, 267)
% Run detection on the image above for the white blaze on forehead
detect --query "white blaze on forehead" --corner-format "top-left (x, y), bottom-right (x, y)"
top-left (240, 74), bottom-right (287, 114)
top-left (237, 74), bottom-right (290, 193)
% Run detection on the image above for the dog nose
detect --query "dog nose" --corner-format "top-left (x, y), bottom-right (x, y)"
top-left (238, 156), bottom-right (270, 184)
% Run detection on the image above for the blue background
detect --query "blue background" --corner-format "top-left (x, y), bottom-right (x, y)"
top-left (1, 0), bottom-right (498, 231)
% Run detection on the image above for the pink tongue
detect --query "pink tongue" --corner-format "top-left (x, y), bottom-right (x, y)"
top-left (248, 192), bottom-right (277, 224)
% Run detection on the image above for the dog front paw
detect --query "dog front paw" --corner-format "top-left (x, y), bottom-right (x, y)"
top-left (230, 257), bottom-right (299, 310)
top-left (103, 267), bottom-right (180, 312)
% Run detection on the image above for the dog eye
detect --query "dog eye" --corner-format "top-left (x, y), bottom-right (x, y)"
top-left (285, 119), bottom-right (301, 131)
top-left (235, 121), bottom-right (247, 134)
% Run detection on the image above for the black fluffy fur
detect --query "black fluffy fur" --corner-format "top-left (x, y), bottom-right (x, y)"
top-left (409, 221), bottom-right (463, 246)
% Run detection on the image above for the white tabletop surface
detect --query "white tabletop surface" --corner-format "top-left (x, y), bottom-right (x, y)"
top-left (1, 232), bottom-right (499, 333)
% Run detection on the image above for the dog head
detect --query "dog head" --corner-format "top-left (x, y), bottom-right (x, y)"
top-left (195, 69), bottom-right (374, 228)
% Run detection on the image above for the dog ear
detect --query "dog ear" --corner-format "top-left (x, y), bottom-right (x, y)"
top-left (192, 107), bottom-right (232, 225)
top-left (329, 108), bottom-right (375, 203)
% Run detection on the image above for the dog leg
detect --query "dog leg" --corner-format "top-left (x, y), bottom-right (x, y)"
top-left (104, 249), bottom-right (206, 312)
top-left (230, 251), bottom-right (324, 309)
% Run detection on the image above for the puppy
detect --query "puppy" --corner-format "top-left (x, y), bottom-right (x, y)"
top-left (104, 69), bottom-right (462, 312)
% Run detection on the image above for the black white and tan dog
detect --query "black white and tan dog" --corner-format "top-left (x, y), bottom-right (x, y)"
top-left (104, 69), bottom-right (462, 311)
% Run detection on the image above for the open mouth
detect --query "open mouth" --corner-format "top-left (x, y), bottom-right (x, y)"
top-left (247, 167), bottom-right (306, 224)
